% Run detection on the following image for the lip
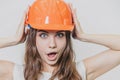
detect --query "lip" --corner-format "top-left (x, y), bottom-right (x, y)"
top-left (46, 51), bottom-right (57, 54)
top-left (46, 52), bottom-right (58, 61)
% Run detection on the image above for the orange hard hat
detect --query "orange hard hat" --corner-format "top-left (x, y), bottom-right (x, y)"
top-left (26, 0), bottom-right (74, 31)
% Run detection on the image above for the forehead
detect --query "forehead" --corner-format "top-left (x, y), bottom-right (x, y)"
top-left (37, 30), bottom-right (66, 33)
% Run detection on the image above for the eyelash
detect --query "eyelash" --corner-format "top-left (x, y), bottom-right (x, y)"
top-left (56, 33), bottom-right (65, 38)
top-left (39, 33), bottom-right (48, 38)
top-left (39, 32), bottom-right (65, 38)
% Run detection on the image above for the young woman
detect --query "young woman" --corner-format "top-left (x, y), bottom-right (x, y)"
top-left (0, 0), bottom-right (120, 80)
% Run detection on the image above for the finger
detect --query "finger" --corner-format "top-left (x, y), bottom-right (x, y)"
top-left (16, 7), bottom-right (29, 39)
top-left (68, 3), bottom-right (77, 25)
top-left (25, 25), bottom-right (30, 34)
top-left (20, 5), bottom-right (30, 34)
top-left (24, 5), bottom-right (30, 26)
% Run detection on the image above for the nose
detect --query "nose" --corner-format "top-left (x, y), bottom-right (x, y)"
top-left (49, 37), bottom-right (57, 49)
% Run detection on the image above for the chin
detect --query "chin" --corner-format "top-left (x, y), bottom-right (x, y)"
top-left (46, 60), bottom-right (58, 66)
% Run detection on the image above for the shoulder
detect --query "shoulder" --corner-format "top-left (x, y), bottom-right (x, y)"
top-left (0, 60), bottom-right (14, 76)
top-left (0, 60), bottom-right (24, 80)
top-left (13, 63), bottom-right (24, 80)
top-left (76, 61), bottom-right (86, 73)
top-left (76, 61), bottom-right (87, 80)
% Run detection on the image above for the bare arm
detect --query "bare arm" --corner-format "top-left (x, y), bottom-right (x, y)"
top-left (80, 34), bottom-right (120, 80)
top-left (0, 60), bottom-right (14, 79)
top-left (0, 37), bottom-right (18, 48)
top-left (70, 5), bottom-right (120, 80)
top-left (0, 8), bottom-right (28, 48)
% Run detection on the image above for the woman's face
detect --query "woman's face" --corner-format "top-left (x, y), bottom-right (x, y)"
top-left (36, 30), bottom-right (66, 66)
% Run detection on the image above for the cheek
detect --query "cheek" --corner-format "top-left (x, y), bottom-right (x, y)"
top-left (57, 38), bottom-right (66, 49)
top-left (36, 38), bottom-right (47, 54)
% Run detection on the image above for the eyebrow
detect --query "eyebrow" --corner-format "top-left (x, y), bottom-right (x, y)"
top-left (37, 30), bottom-right (48, 33)
top-left (56, 30), bottom-right (65, 33)
top-left (37, 30), bottom-right (65, 33)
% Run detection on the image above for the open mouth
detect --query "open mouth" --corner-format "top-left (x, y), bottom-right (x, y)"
top-left (47, 52), bottom-right (57, 61)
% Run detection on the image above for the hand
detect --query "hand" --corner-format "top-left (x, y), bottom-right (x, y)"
top-left (15, 6), bottom-right (29, 44)
top-left (69, 4), bottom-right (84, 40)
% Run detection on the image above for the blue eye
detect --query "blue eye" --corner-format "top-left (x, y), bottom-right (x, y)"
top-left (39, 33), bottom-right (48, 38)
top-left (56, 33), bottom-right (65, 38)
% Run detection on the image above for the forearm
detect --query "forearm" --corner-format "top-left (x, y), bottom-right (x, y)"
top-left (0, 7), bottom-right (28, 49)
top-left (79, 34), bottom-right (120, 50)
top-left (0, 36), bottom-right (18, 48)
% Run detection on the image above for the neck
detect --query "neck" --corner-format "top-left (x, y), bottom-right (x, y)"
top-left (42, 63), bottom-right (56, 73)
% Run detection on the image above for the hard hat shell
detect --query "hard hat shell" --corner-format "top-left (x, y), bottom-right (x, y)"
top-left (26, 0), bottom-right (74, 31)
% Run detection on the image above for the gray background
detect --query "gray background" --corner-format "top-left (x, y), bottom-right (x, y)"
top-left (0, 0), bottom-right (120, 80)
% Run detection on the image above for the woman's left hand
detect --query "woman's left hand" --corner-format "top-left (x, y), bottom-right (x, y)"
top-left (69, 4), bottom-right (84, 40)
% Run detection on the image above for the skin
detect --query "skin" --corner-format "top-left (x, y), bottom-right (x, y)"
top-left (0, 5), bottom-right (120, 80)
top-left (0, 7), bottom-right (28, 49)
top-left (71, 6), bottom-right (120, 80)
top-left (36, 30), bottom-right (66, 72)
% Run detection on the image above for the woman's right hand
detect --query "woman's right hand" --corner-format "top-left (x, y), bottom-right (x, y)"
top-left (14, 7), bottom-right (29, 44)
top-left (0, 7), bottom-right (29, 48)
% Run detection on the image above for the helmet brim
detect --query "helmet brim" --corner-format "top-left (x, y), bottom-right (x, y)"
top-left (29, 24), bottom-right (74, 31)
